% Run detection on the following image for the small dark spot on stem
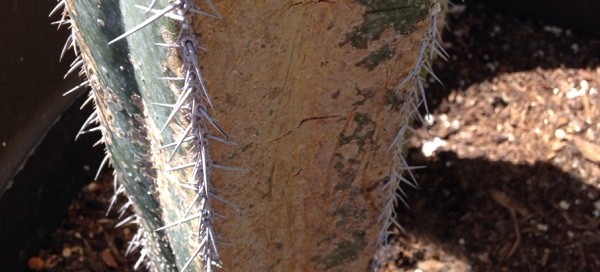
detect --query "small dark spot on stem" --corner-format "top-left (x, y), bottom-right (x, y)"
top-left (331, 90), bottom-right (340, 99)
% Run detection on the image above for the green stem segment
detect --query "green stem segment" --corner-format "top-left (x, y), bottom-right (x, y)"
top-left (66, 0), bottom-right (196, 270)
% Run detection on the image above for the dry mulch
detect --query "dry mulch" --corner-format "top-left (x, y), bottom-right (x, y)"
top-left (31, 3), bottom-right (600, 272)
top-left (380, 3), bottom-right (600, 272)
top-left (28, 175), bottom-right (139, 272)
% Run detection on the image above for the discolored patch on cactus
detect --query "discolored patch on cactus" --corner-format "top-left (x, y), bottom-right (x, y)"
top-left (331, 90), bottom-right (341, 99)
top-left (355, 44), bottom-right (395, 71)
top-left (338, 112), bottom-right (376, 152)
top-left (352, 87), bottom-right (376, 106)
top-left (333, 160), bottom-right (357, 191)
top-left (385, 89), bottom-right (405, 112)
top-left (341, 0), bottom-right (430, 49)
top-left (311, 230), bottom-right (367, 270)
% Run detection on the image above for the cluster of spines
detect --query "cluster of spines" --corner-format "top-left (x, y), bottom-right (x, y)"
top-left (50, 0), bottom-right (234, 271)
top-left (376, 0), bottom-right (448, 250)
top-left (50, 1), bottom-right (154, 270)
top-left (107, 1), bottom-right (238, 271)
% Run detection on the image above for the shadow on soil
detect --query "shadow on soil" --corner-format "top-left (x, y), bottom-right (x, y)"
top-left (388, 3), bottom-right (600, 271)
top-left (398, 150), bottom-right (599, 271)
top-left (423, 3), bottom-right (600, 112)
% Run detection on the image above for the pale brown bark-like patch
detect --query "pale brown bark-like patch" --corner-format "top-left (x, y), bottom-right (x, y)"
top-left (194, 2), bottom-right (433, 270)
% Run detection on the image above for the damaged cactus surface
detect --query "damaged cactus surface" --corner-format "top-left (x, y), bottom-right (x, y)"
top-left (53, 0), bottom-right (446, 271)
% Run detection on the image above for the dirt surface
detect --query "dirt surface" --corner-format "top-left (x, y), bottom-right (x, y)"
top-left (378, 3), bottom-right (600, 272)
top-left (28, 174), bottom-right (139, 272)
top-left (30, 3), bottom-right (600, 272)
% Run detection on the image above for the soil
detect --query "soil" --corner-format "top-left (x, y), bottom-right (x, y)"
top-left (29, 3), bottom-right (600, 272)
top-left (28, 174), bottom-right (140, 272)
top-left (378, 3), bottom-right (600, 272)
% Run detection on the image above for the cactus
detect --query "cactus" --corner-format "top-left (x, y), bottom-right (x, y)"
top-left (52, 0), bottom-right (446, 271)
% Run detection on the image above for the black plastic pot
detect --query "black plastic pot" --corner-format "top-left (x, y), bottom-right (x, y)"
top-left (477, 0), bottom-right (600, 36)
top-left (0, 1), bottom-right (103, 270)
